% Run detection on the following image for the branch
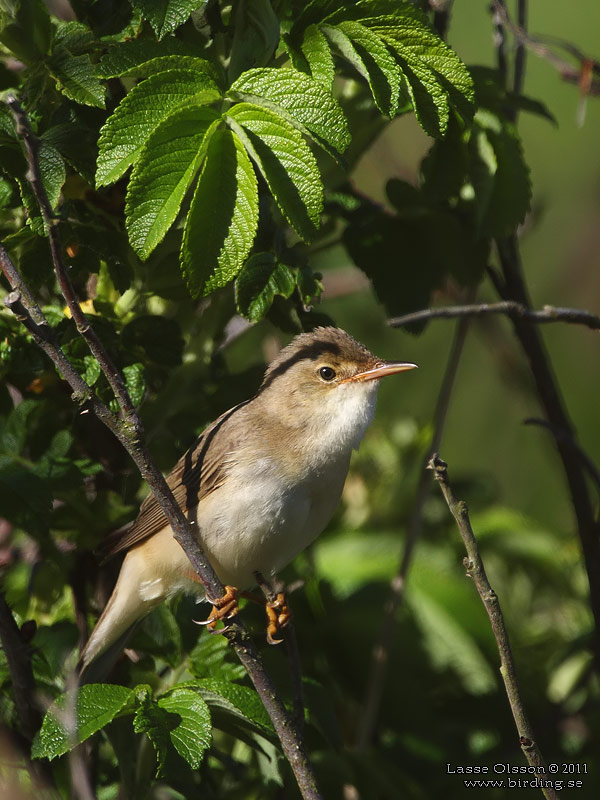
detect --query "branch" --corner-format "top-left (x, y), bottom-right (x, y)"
top-left (491, 1), bottom-right (600, 96)
top-left (357, 308), bottom-right (471, 750)
top-left (2, 101), bottom-right (322, 800)
top-left (428, 455), bottom-right (560, 800)
top-left (495, 237), bottom-right (600, 672)
top-left (388, 300), bottom-right (600, 331)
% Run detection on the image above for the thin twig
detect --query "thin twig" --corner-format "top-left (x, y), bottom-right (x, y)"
top-left (492, 0), bottom-right (508, 86)
top-left (388, 300), bottom-right (600, 331)
top-left (7, 95), bottom-right (141, 433)
top-left (513, 0), bottom-right (527, 100)
top-left (491, 1), bottom-right (600, 95)
top-left (1, 100), bottom-right (322, 799)
top-left (0, 593), bottom-right (56, 792)
top-left (429, 0), bottom-right (454, 40)
top-left (357, 310), bottom-right (471, 750)
top-left (429, 455), bottom-right (559, 800)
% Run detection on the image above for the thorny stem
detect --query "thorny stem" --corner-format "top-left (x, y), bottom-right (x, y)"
top-left (357, 309), bottom-right (471, 750)
top-left (1, 99), bottom-right (323, 800)
top-left (429, 455), bottom-right (559, 800)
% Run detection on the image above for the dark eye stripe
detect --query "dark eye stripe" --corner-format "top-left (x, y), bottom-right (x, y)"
top-left (319, 366), bottom-right (336, 381)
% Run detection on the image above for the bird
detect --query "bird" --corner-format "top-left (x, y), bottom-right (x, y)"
top-left (78, 327), bottom-right (417, 680)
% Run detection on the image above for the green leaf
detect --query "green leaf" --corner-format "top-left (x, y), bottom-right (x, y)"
top-left (227, 102), bottom-right (323, 240)
top-left (133, 690), bottom-right (173, 776)
top-left (362, 11), bottom-right (474, 136)
top-left (229, 67), bottom-right (350, 156)
top-left (468, 111), bottom-right (531, 238)
top-left (0, 0), bottom-right (51, 64)
top-left (96, 70), bottom-right (221, 187)
top-left (408, 585), bottom-right (496, 695)
top-left (123, 362), bottom-right (146, 407)
top-left (31, 684), bottom-right (133, 760)
top-left (228, 0), bottom-right (280, 82)
top-left (158, 688), bottom-right (211, 769)
top-left (322, 20), bottom-right (401, 116)
top-left (107, 54), bottom-right (221, 84)
top-left (298, 24), bottom-right (335, 88)
top-left (235, 253), bottom-right (296, 321)
top-left (192, 678), bottom-right (274, 736)
top-left (126, 105), bottom-right (220, 259)
top-left (98, 38), bottom-right (197, 77)
top-left (129, 0), bottom-right (202, 40)
top-left (180, 128), bottom-right (259, 297)
top-left (81, 355), bottom-right (101, 386)
top-left (0, 455), bottom-right (52, 536)
top-left (38, 140), bottom-right (66, 211)
top-left (0, 399), bottom-right (39, 454)
top-left (48, 50), bottom-right (106, 109)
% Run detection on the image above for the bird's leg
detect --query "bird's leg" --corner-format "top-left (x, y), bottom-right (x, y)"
top-left (253, 572), bottom-right (292, 645)
top-left (196, 585), bottom-right (240, 632)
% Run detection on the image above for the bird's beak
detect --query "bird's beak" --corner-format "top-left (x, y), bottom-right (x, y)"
top-left (342, 361), bottom-right (418, 383)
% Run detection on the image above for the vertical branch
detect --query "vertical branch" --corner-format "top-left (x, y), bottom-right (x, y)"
top-left (513, 0), bottom-right (527, 98)
top-left (357, 310), bottom-right (471, 750)
top-left (495, 238), bottom-right (600, 668)
top-left (492, 0), bottom-right (509, 86)
top-left (429, 455), bottom-right (560, 800)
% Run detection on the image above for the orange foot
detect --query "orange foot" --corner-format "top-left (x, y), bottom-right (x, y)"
top-left (265, 592), bottom-right (292, 646)
top-left (196, 585), bottom-right (239, 633)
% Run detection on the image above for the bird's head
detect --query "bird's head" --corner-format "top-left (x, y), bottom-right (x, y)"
top-left (258, 328), bottom-right (417, 455)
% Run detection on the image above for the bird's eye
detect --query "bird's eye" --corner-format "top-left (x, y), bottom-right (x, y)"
top-left (319, 366), bottom-right (336, 381)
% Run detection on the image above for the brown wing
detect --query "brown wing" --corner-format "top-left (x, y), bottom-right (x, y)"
top-left (97, 401), bottom-right (249, 562)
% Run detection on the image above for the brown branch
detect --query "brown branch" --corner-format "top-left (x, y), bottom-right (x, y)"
top-left (388, 300), bottom-right (600, 331)
top-left (357, 309), bottom-right (471, 750)
top-left (491, 1), bottom-right (600, 96)
top-left (2, 103), bottom-right (322, 800)
top-left (6, 95), bottom-right (141, 433)
top-left (495, 237), bottom-right (600, 672)
top-left (428, 455), bottom-right (559, 800)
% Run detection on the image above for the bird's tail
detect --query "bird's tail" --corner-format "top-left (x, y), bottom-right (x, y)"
top-left (77, 552), bottom-right (163, 684)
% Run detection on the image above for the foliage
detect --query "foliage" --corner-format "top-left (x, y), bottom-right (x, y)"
top-left (0, 1), bottom-right (598, 798)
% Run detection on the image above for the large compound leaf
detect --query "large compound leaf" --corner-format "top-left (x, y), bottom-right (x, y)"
top-left (96, 70), bottom-right (220, 187)
top-left (126, 105), bottom-right (220, 259)
top-left (229, 67), bottom-right (350, 156)
top-left (227, 103), bottom-right (323, 240)
top-left (129, 0), bottom-right (203, 40)
top-left (181, 129), bottom-right (259, 296)
top-left (32, 684), bottom-right (133, 760)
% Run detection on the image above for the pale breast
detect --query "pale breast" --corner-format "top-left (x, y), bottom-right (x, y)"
top-left (194, 451), bottom-right (349, 587)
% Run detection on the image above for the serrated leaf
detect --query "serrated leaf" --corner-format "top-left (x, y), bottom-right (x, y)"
top-left (235, 253), bottom-right (295, 321)
top-left (365, 14), bottom-right (473, 136)
top-left (180, 128), bottom-right (258, 297)
top-left (109, 54), bottom-right (221, 84)
top-left (228, 0), bottom-right (280, 82)
top-left (49, 50), bottom-right (106, 109)
top-left (158, 688), bottom-right (211, 769)
top-left (133, 691), bottom-right (172, 776)
top-left (130, 0), bottom-right (202, 40)
top-left (227, 102), bottom-right (323, 240)
top-left (81, 355), bottom-right (101, 386)
top-left (229, 67), bottom-right (350, 156)
top-left (126, 105), bottom-right (219, 259)
top-left (408, 586), bottom-right (496, 695)
top-left (96, 70), bottom-right (220, 187)
top-left (31, 684), bottom-right (133, 760)
top-left (468, 111), bottom-right (531, 238)
top-left (38, 141), bottom-right (66, 211)
top-left (323, 20), bottom-right (401, 116)
top-left (98, 38), bottom-right (195, 77)
top-left (192, 678), bottom-right (274, 736)
top-left (123, 362), bottom-right (146, 407)
top-left (300, 24), bottom-right (335, 87)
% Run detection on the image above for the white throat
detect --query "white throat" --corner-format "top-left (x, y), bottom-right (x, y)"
top-left (306, 381), bottom-right (379, 465)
